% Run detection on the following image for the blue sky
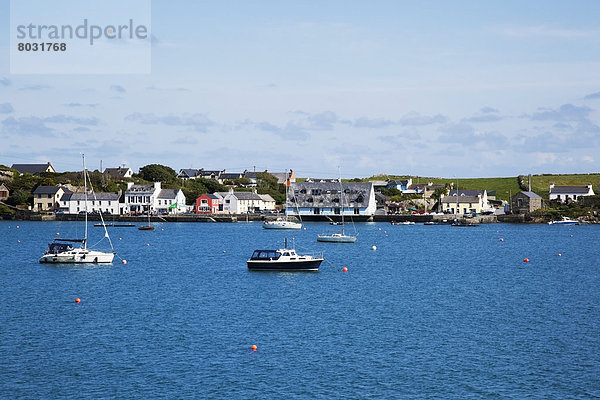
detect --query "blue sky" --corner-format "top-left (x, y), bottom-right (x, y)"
top-left (1, 0), bottom-right (600, 178)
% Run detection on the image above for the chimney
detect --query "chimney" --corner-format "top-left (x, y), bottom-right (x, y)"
top-left (154, 182), bottom-right (161, 190)
top-left (528, 174), bottom-right (531, 192)
top-left (127, 182), bottom-right (134, 189)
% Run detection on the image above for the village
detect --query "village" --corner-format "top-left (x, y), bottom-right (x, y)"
top-left (1, 162), bottom-right (599, 223)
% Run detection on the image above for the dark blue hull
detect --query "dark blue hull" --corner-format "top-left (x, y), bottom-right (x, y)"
top-left (247, 260), bottom-right (322, 271)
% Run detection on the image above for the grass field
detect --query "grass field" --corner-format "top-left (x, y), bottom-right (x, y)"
top-left (353, 174), bottom-right (600, 201)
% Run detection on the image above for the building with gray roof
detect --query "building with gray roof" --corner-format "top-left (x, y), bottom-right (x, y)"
top-left (287, 181), bottom-right (376, 220)
top-left (549, 184), bottom-right (595, 203)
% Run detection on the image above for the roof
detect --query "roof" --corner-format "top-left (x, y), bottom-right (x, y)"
top-left (388, 180), bottom-right (410, 186)
top-left (549, 185), bottom-right (592, 194)
top-left (33, 185), bottom-right (66, 195)
top-left (67, 192), bottom-right (121, 201)
top-left (227, 191), bottom-right (263, 200)
top-left (11, 163), bottom-right (54, 174)
top-left (157, 189), bottom-right (181, 199)
top-left (258, 194), bottom-right (276, 202)
top-left (441, 195), bottom-right (481, 203)
top-left (448, 189), bottom-right (485, 197)
top-left (291, 182), bottom-right (373, 208)
top-left (103, 167), bottom-right (132, 177)
top-left (126, 184), bottom-right (156, 194)
top-left (305, 178), bottom-right (340, 183)
top-left (519, 191), bottom-right (542, 199)
top-left (178, 168), bottom-right (199, 178)
top-left (220, 173), bottom-right (244, 180)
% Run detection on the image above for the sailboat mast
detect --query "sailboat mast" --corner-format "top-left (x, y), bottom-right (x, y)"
top-left (339, 166), bottom-right (345, 235)
top-left (83, 153), bottom-right (88, 250)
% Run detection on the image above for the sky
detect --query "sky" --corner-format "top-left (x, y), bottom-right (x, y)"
top-left (1, 0), bottom-right (600, 179)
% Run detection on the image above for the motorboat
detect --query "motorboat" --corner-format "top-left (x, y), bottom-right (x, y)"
top-left (548, 217), bottom-right (579, 225)
top-left (247, 239), bottom-right (323, 271)
top-left (317, 232), bottom-right (357, 243)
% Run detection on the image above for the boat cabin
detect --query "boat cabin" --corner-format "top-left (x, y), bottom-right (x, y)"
top-left (46, 242), bottom-right (74, 254)
top-left (250, 249), bottom-right (298, 260)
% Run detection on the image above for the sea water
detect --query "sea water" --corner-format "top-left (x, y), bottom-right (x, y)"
top-left (1, 221), bottom-right (599, 399)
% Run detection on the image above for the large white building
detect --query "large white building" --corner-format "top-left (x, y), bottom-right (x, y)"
top-left (60, 192), bottom-right (121, 215)
top-left (549, 184), bottom-right (595, 203)
top-left (287, 182), bottom-right (376, 219)
top-left (124, 182), bottom-right (186, 214)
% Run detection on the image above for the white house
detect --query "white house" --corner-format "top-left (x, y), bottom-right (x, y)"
top-left (441, 189), bottom-right (493, 214)
top-left (549, 184), bottom-right (595, 203)
top-left (287, 182), bottom-right (376, 218)
top-left (103, 167), bottom-right (133, 179)
top-left (124, 182), bottom-right (186, 214)
top-left (60, 192), bottom-right (121, 215)
top-left (222, 189), bottom-right (275, 213)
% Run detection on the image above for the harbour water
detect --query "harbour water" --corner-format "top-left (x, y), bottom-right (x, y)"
top-left (1, 221), bottom-right (599, 399)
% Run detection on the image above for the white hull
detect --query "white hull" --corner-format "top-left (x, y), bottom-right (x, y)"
top-left (40, 249), bottom-right (114, 264)
top-left (263, 220), bottom-right (302, 229)
top-left (317, 234), bottom-right (357, 243)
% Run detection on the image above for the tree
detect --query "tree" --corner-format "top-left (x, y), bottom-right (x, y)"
top-left (430, 186), bottom-right (449, 211)
top-left (139, 164), bottom-right (177, 183)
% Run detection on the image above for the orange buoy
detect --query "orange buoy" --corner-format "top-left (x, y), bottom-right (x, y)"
top-left (342, 267), bottom-right (348, 272)
top-left (523, 258), bottom-right (530, 263)
top-left (75, 298), bottom-right (81, 303)
top-left (251, 345), bottom-right (257, 351)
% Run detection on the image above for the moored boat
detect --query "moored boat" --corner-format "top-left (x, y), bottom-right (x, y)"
top-left (548, 216), bottom-right (579, 225)
top-left (247, 239), bottom-right (323, 271)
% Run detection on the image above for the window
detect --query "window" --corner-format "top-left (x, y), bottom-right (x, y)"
top-left (334, 208), bottom-right (340, 215)
top-left (354, 208), bottom-right (359, 215)
top-left (313, 207), bottom-right (320, 214)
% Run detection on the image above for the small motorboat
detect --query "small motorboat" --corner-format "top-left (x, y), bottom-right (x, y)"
top-left (247, 239), bottom-right (323, 271)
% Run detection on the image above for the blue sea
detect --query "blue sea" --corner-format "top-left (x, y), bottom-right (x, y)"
top-left (1, 220), bottom-right (599, 399)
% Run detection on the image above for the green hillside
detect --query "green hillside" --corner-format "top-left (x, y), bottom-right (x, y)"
top-left (355, 174), bottom-right (600, 202)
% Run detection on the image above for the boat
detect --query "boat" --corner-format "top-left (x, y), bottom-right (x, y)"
top-left (263, 170), bottom-right (302, 230)
top-left (138, 209), bottom-right (155, 230)
top-left (40, 155), bottom-right (115, 264)
top-left (391, 221), bottom-right (414, 225)
top-left (247, 239), bottom-right (324, 271)
top-left (317, 168), bottom-right (357, 243)
top-left (548, 216), bottom-right (579, 225)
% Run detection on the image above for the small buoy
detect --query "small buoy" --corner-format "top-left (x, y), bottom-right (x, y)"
top-left (378, 228), bottom-right (381, 231)
top-left (342, 267), bottom-right (348, 272)
top-left (17, 240), bottom-right (20, 243)
top-left (384, 231), bottom-right (387, 234)
top-left (523, 258), bottom-right (530, 263)
top-left (223, 250), bottom-right (226, 253)
top-left (371, 245), bottom-right (377, 251)
top-left (122, 260), bottom-right (127, 264)
top-left (303, 227), bottom-right (306, 230)
top-left (75, 298), bottom-right (81, 303)
top-left (119, 237), bottom-right (122, 240)
top-left (251, 345), bottom-right (257, 351)
top-left (161, 228), bottom-right (164, 231)
top-left (558, 253), bottom-right (562, 257)
top-left (146, 243), bottom-right (150, 246)
top-left (16, 225), bottom-right (19, 229)
top-left (500, 238), bottom-right (504, 242)
top-left (56, 232), bottom-right (60, 236)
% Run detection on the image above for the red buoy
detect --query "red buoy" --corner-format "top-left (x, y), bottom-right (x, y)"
top-left (342, 267), bottom-right (348, 272)
top-left (251, 345), bottom-right (257, 351)
top-left (75, 298), bottom-right (81, 303)
top-left (500, 238), bottom-right (504, 242)
top-left (523, 258), bottom-right (530, 263)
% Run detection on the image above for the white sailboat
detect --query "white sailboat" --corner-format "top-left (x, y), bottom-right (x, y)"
top-left (40, 155), bottom-right (115, 264)
top-left (263, 170), bottom-right (302, 230)
top-left (317, 168), bottom-right (357, 243)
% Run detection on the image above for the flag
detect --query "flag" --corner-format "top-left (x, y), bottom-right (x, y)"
top-left (168, 202), bottom-right (177, 210)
